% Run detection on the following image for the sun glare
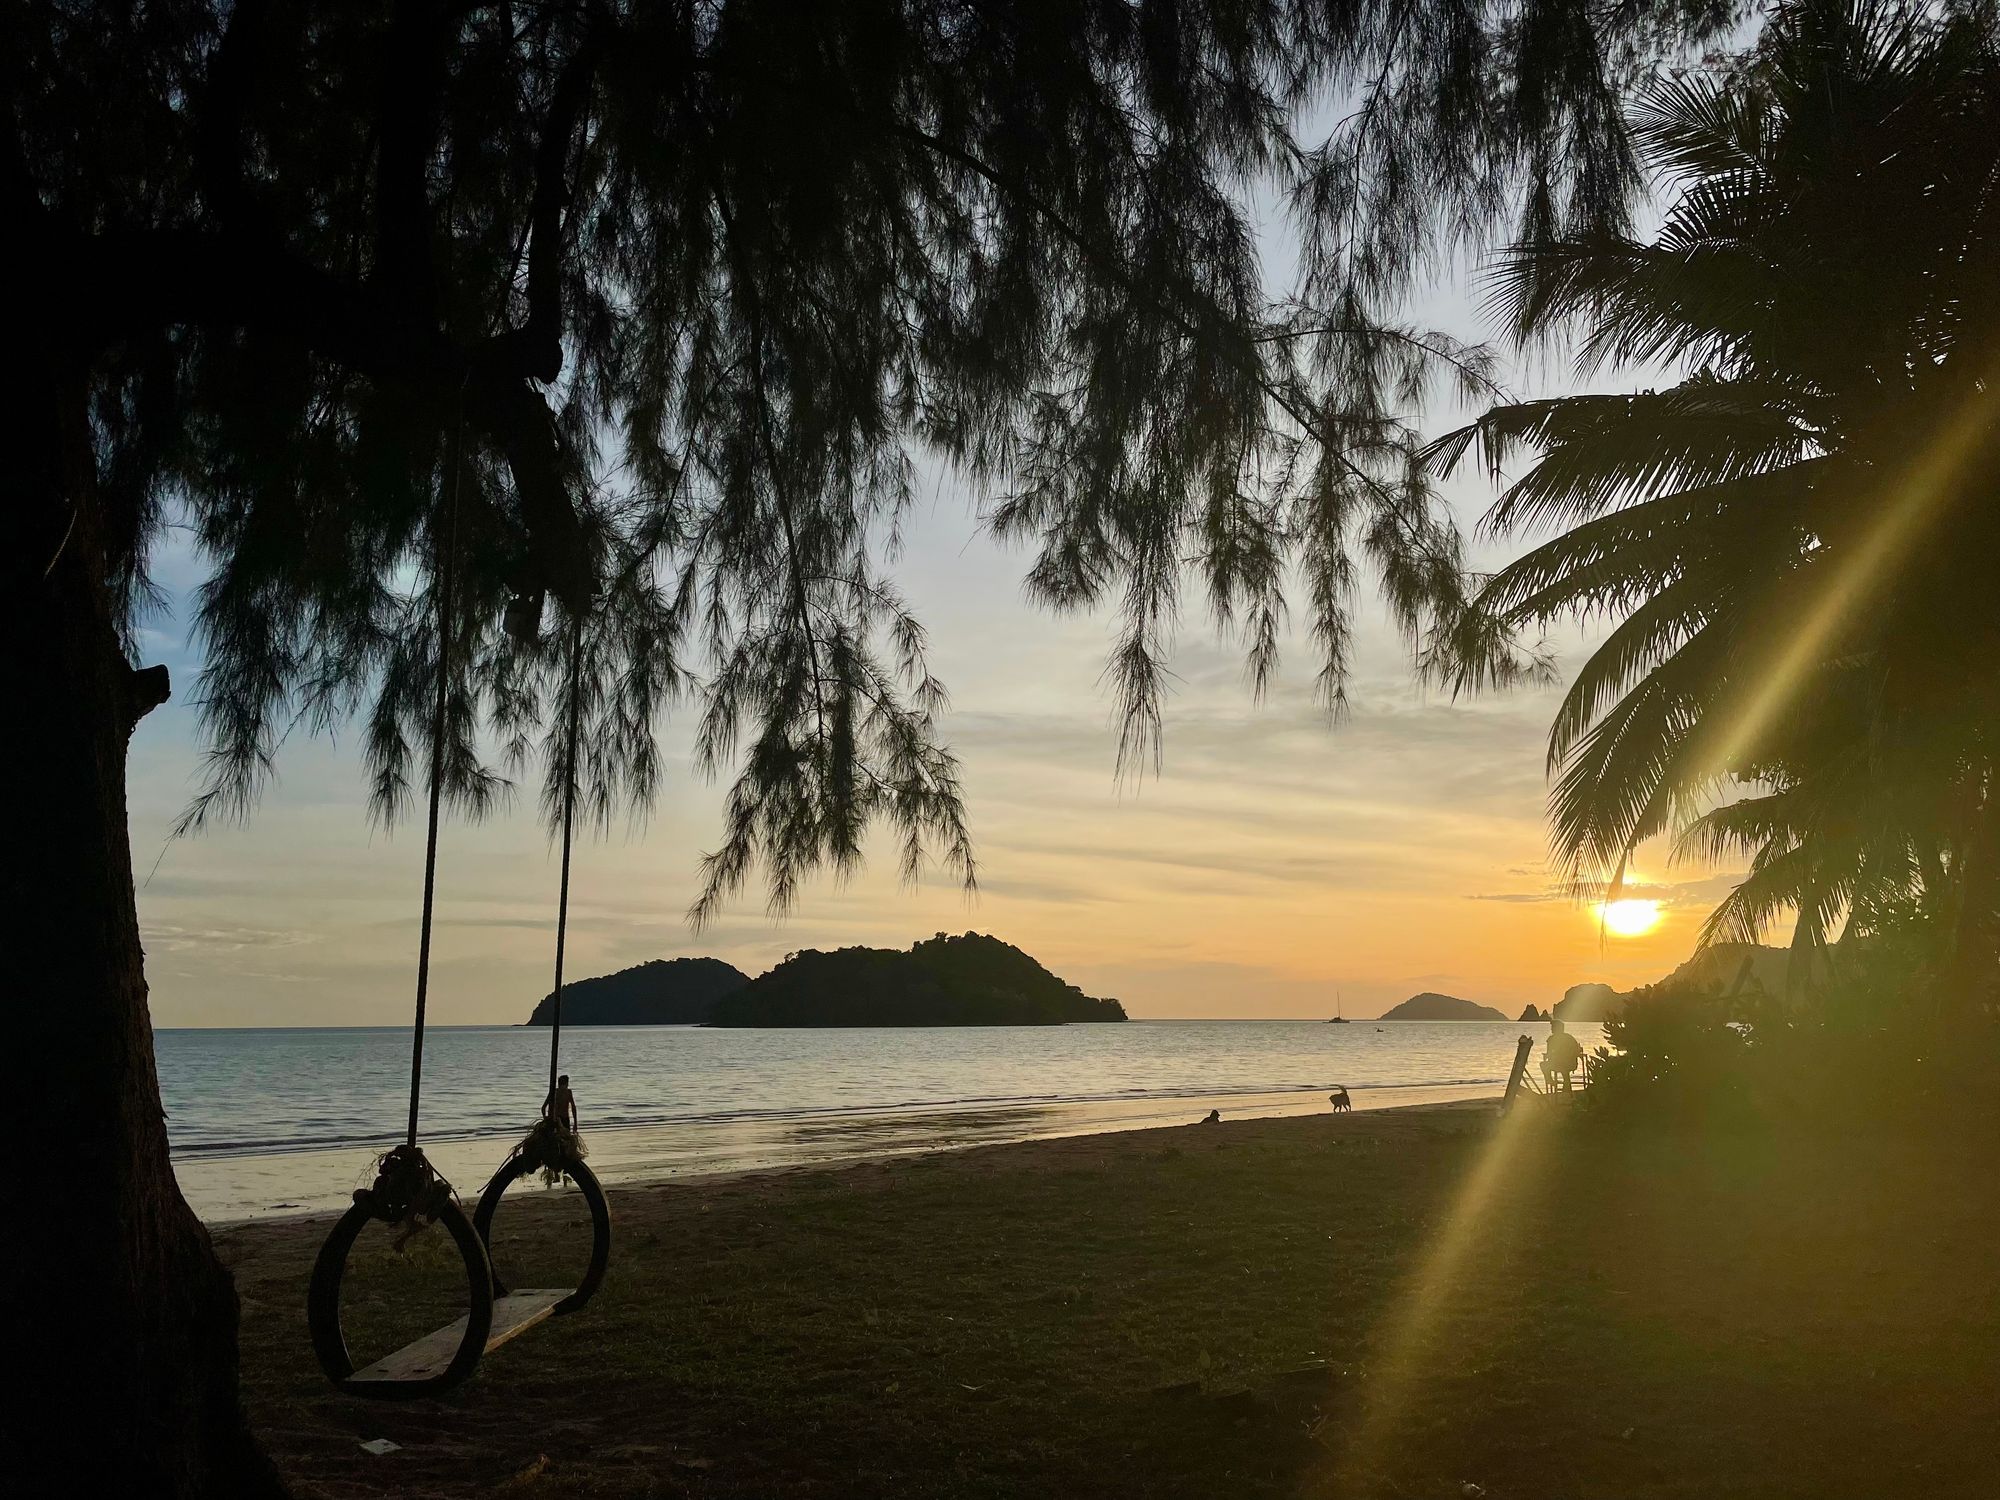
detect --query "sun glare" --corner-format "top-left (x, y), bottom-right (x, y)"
top-left (1598, 898), bottom-right (1662, 937)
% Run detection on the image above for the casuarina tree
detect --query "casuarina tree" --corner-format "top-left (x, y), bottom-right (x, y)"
top-left (6, 1), bottom-right (1743, 1490)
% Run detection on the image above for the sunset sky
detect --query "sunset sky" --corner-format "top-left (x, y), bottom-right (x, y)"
top-left (129, 439), bottom-right (1739, 1027)
top-left (122, 191), bottom-right (1754, 1030)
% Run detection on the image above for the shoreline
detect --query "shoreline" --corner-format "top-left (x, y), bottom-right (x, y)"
top-left (184, 1081), bottom-right (1506, 1225)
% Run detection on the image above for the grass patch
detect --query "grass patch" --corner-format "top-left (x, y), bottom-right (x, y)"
top-left (220, 1103), bottom-right (2000, 1497)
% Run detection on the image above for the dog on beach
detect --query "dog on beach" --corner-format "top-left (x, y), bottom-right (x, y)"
top-left (1329, 1088), bottom-right (1352, 1113)
top-left (1200, 1108), bottom-right (1222, 1124)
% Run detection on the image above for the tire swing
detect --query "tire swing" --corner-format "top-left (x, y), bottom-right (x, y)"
top-left (307, 425), bottom-right (559, 1398)
top-left (472, 619), bottom-right (611, 1315)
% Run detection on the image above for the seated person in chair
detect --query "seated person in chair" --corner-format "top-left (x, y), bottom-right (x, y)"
top-left (1542, 1018), bottom-right (1583, 1093)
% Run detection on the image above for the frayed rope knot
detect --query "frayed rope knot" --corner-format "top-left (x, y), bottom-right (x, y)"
top-left (357, 1143), bottom-right (456, 1247)
top-left (511, 1117), bottom-right (589, 1187)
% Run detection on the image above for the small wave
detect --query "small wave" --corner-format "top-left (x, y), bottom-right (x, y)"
top-left (168, 1076), bottom-right (1508, 1160)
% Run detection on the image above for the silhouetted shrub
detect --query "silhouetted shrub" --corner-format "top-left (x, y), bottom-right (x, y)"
top-left (1585, 982), bottom-right (1762, 1128)
top-left (1585, 963), bottom-right (2000, 1133)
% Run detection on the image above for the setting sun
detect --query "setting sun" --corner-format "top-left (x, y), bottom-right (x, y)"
top-left (1597, 898), bottom-right (1663, 938)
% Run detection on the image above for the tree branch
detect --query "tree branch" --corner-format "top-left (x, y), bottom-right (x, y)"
top-left (194, 0), bottom-right (271, 232)
top-left (1253, 319), bottom-right (1508, 401)
top-left (123, 664), bottom-right (172, 733)
top-left (503, 27), bottom-right (605, 382)
top-left (468, 363), bottom-right (595, 611)
top-left (35, 210), bottom-right (593, 614)
top-left (881, 116), bottom-right (1414, 512)
top-left (370, 0), bottom-right (453, 319)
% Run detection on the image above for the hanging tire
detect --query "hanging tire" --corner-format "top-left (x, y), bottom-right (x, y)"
top-left (307, 1192), bottom-right (495, 1398)
top-left (472, 1152), bottom-right (611, 1315)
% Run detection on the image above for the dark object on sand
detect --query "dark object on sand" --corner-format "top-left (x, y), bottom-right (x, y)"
top-left (1201, 1109), bottom-right (1222, 1124)
top-left (1329, 1088), bottom-right (1352, 1112)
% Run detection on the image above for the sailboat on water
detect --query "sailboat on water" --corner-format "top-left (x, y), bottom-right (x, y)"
top-left (1327, 989), bottom-right (1349, 1023)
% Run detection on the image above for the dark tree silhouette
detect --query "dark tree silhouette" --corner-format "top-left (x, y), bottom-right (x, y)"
top-left (7, 1), bottom-right (1742, 1490)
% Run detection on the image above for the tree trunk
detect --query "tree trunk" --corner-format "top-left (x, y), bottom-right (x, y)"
top-left (0, 367), bottom-right (285, 1496)
top-left (1942, 765), bottom-right (2000, 1019)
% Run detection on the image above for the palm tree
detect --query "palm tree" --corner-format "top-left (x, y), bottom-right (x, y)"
top-left (1425, 0), bottom-right (2000, 995)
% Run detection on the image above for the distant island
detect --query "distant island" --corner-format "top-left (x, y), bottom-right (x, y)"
top-left (525, 956), bottom-right (749, 1026)
top-left (1552, 982), bottom-right (1619, 1022)
top-left (1380, 991), bottom-right (1508, 1021)
top-left (708, 932), bottom-right (1127, 1027)
top-left (527, 939), bottom-right (1799, 1028)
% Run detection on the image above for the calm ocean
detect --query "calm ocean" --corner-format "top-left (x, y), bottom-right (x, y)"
top-left (157, 1019), bottom-right (1599, 1221)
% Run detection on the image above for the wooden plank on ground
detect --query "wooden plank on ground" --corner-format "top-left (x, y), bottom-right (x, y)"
top-left (348, 1289), bottom-right (570, 1384)
top-left (1501, 1034), bottom-right (1535, 1111)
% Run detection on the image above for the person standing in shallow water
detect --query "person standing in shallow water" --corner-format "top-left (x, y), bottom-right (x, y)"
top-left (1543, 1017), bottom-right (1583, 1092)
top-left (544, 1073), bottom-right (579, 1132)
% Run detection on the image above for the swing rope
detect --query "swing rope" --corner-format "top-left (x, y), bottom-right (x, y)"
top-left (546, 619), bottom-right (586, 1098)
top-left (405, 410), bottom-right (467, 1150)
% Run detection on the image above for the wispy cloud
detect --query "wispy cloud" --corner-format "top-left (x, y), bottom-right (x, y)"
top-left (144, 922), bottom-right (317, 953)
top-left (125, 491), bottom-right (1738, 1024)
top-left (1466, 872), bottom-right (1747, 907)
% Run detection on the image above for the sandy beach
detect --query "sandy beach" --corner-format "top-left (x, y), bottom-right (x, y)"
top-left (220, 1099), bottom-right (2000, 1498)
